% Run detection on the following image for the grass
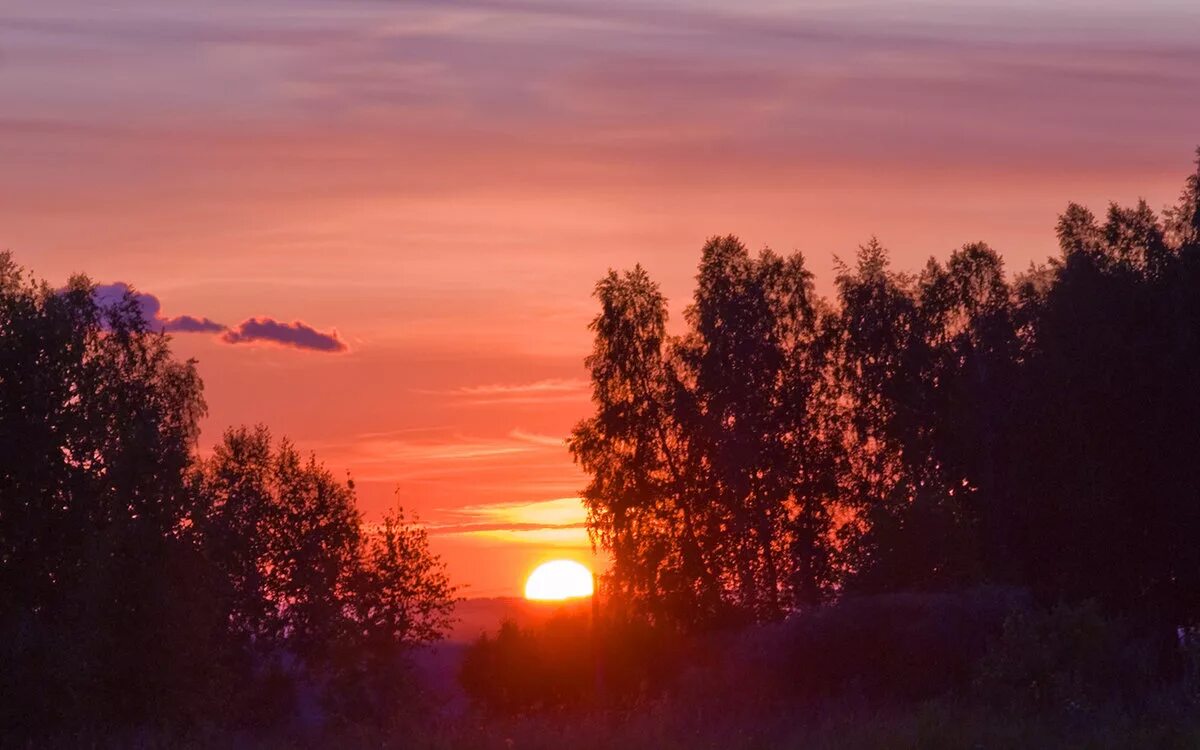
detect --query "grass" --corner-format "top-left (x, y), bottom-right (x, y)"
top-left (22, 690), bottom-right (1200, 749)
top-left (414, 696), bottom-right (1200, 750)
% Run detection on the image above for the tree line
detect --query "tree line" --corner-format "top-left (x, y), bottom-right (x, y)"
top-left (570, 149), bottom-right (1200, 636)
top-left (0, 258), bottom-right (456, 736)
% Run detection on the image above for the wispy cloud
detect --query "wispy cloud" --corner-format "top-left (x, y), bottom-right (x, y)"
top-left (429, 496), bottom-right (591, 547)
top-left (353, 435), bottom-right (542, 463)
top-left (461, 526), bottom-right (590, 547)
top-left (455, 378), bottom-right (587, 396)
top-left (508, 428), bottom-right (566, 447)
top-left (322, 428), bottom-right (580, 483)
top-left (450, 496), bottom-right (587, 527)
top-left (422, 378), bottom-right (589, 405)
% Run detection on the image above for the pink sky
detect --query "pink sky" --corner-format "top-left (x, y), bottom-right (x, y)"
top-left (3, 0), bottom-right (1199, 596)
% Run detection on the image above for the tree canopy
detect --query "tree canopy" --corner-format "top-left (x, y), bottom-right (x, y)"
top-left (572, 149), bottom-right (1200, 634)
top-left (0, 257), bottom-right (456, 735)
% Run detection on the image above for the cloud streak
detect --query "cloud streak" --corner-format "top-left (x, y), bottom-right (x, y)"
top-left (455, 378), bottom-right (587, 396)
top-left (423, 379), bottom-right (589, 405)
top-left (429, 497), bottom-right (590, 547)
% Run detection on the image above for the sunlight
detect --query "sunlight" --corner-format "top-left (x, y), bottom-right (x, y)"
top-left (523, 559), bottom-right (594, 601)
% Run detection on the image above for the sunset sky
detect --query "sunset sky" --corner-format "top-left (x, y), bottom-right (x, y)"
top-left (3, 0), bottom-right (1199, 596)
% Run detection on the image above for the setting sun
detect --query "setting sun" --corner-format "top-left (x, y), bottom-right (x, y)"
top-left (524, 560), bottom-right (594, 601)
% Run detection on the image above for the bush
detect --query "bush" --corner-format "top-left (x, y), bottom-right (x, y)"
top-left (973, 600), bottom-right (1157, 711)
top-left (459, 608), bottom-right (682, 713)
top-left (460, 613), bottom-right (593, 713)
top-left (761, 588), bottom-right (1029, 702)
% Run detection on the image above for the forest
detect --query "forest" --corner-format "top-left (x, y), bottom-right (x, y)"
top-left (3, 150), bottom-right (1200, 747)
top-left (568, 152), bottom-right (1200, 634)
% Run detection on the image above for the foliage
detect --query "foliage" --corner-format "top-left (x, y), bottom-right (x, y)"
top-left (973, 600), bottom-right (1157, 711)
top-left (461, 615), bottom-right (594, 712)
top-left (423, 696), bottom-right (1200, 750)
top-left (572, 149), bottom-right (1200, 635)
top-left (768, 588), bottom-right (1028, 703)
top-left (0, 256), bottom-right (211, 728)
top-left (0, 258), bottom-right (456, 736)
top-left (460, 606), bottom-right (681, 713)
top-left (570, 240), bottom-right (839, 629)
top-left (444, 595), bottom-right (1200, 750)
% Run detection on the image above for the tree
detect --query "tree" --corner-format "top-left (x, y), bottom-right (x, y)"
top-left (195, 426), bottom-right (362, 665)
top-left (827, 238), bottom-right (942, 590)
top-left (0, 254), bottom-right (457, 733)
top-left (572, 147), bottom-right (1200, 635)
top-left (1002, 162), bottom-right (1200, 632)
top-left (572, 240), bottom-right (841, 629)
top-left (569, 267), bottom-right (724, 627)
top-left (193, 426), bottom-right (456, 720)
top-left (335, 504), bottom-right (457, 722)
top-left (677, 237), bottom-right (836, 616)
top-left (913, 243), bottom-right (1017, 585)
top-left (0, 256), bottom-right (210, 728)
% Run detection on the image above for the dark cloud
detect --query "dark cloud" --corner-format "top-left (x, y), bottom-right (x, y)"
top-left (93, 281), bottom-right (162, 322)
top-left (92, 282), bottom-right (345, 352)
top-left (221, 317), bottom-right (348, 353)
top-left (162, 314), bottom-right (225, 333)
top-left (92, 282), bottom-right (224, 333)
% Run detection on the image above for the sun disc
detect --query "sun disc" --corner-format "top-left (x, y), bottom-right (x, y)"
top-left (524, 559), bottom-right (594, 601)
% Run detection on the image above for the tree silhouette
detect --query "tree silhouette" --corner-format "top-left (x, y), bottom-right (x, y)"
top-left (0, 258), bottom-right (209, 727)
top-left (574, 149), bottom-right (1200, 637)
top-left (1003, 151), bottom-right (1200, 632)
top-left (572, 240), bottom-right (842, 628)
top-left (569, 267), bottom-right (725, 627)
top-left (0, 259), bottom-right (456, 735)
top-left (193, 426), bottom-right (457, 720)
top-left (677, 237), bottom-right (836, 616)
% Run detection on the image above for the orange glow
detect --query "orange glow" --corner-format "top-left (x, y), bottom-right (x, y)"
top-left (524, 560), bottom-right (594, 601)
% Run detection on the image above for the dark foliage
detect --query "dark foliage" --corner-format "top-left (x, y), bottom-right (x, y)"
top-left (769, 588), bottom-right (1030, 703)
top-left (572, 149), bottom-right (1200, 640)
top-left (460, 606), bottom-right (682, 713)
top-left (973, 600), bottom-right (1159, 711)
top-left (569, 243), bottom-right (839, 629)
top-left (0, 257), bottom-right (456, 737)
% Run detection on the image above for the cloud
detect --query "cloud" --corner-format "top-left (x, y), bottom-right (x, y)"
top-left (93, 281), bottom-right (160, 320)
top-left (92, 282), bottom-right (225, 333)
top-left (508, 428), bottom-right (566, 447)
top-left (221, 317), bottom-right (348, 352)
top-left (456, 378), bottom-right (587, 396)
top-left (428, 497), bottom-right (591, 547)
top-left (347, 433), bottom-right (541, 467)
top-left (92, 282), bottom-right (345, 352)
top-left (161, 314), bottom-right (225, 333)
top-left (425, 378), bottom-right (589, 405)
top-left (315, 429), bottom-right (582, 484)
top-left (453, 497), bottom-right (588, 527)
top-left (447, 526), bottom-right (591, 547)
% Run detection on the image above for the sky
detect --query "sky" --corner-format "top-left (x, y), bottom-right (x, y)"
top-left (3, 0), bottom-right (1199, 597)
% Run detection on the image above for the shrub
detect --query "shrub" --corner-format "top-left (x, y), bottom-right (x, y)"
top-left (459, 608), bottom-right (683, 713)
top-left (763, 587), bottom-right (1029, 702)
top-left (973, 600), bottom-right (1157, 710)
